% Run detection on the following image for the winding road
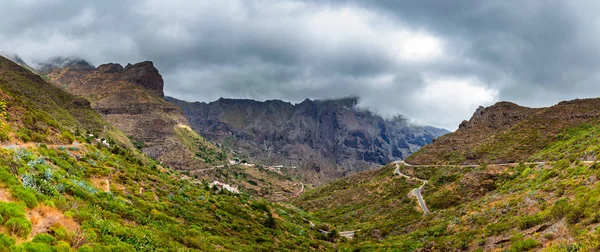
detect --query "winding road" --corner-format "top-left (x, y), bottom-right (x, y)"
top-left (393, 159), bottom-right (597, 215)
top-left (297, 182), bottom-right (304, 195)
top-left (393, 161), bottom-right (430, 214)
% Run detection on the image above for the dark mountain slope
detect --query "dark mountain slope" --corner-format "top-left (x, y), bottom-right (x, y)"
top-left (167, 96), bottom-right (448, 184)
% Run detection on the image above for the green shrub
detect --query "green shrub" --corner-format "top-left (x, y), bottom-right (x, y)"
top-left (0, 233), bottom-right (15, 251)
top-left (0, 202), bottom-right (26, 223)
top-left (517, 214), bottom-right (546, 230)
top-left (54, 241), bottom-right (72, 252)
top-left (10, 185), bottom-right (38, 208)
top-left (540, 170), bottom-right (558, 181)
top-left (15, 242), bottom-right (53, 251)
top-left (555, 159), bottom-right (571, 170)
top-left (0, 124), bottom-right (10, 142)
top-left (510, 239), bottom-right (538, 252)
top-left (566, 206), bottom-right (585, 224)
top-left (150, 209), bottom-right (176, 224)
top-left (16, 128), bottom-right (32, 142)
top-left (61, 131), bottom-right (75, 143)
top-left (550, 198), bottom-right (571, 220)
top-left (32, 233), bottom-right (57, 245)
top-left (263, 212), bottom-right (276, 229)
top-left (30, 132), bottom-right (46, 143)
top-left (485, 222), bottom-right (510, 236)
top-left (251, 201), bottom-right (269, 213)
top-left (5, 217), bottom-right (32, 237)
top-left (0, 167), bottom-right (17, 186)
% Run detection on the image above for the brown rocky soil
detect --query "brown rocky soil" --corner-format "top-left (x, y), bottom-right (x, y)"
top-left (43, 60), bottom-right (215, 172)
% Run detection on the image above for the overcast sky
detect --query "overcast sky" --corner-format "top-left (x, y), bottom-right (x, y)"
top-left (2, 0), bottom-right (600, 130)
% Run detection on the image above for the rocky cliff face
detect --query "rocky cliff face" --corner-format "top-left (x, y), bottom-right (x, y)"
top-left (457, 102), bottom-right (536, 130)
top-left (42, 59), bottom-right (223, 173)
top-left (167, 96), bottom-right (448, 183)
top-left (122, 62), bottom-right (164, 97)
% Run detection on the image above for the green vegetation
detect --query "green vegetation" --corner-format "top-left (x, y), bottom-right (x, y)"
top-left (0, 142), bottom-right (330, 250)
top-left (0, 56), bottom-right (331, 250)
top-left (127, 136), bottom-right (144, 150)
top-left (175, 125), bottom-right (228, 165)
top-left (5, 217), bottom-right (32, 237)
top-left (531, 122), bottom-right (600, 162)
top-left (408, 100), bottom-right (600, 165)
top-left (10, 186), bottom-right (38, 208)
top-left (295, 161), bottom-right (600, 250)
top-left (293, 165), bottom-right (421, 232)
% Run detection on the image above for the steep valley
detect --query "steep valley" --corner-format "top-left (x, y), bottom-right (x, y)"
top-left (5, 53), bottom-right (600, 251)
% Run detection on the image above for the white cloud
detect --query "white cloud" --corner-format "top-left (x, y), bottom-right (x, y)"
top-left (411, 76), bottom-right (499, 129)
top-left (3, 0), bottom-right (598, 132)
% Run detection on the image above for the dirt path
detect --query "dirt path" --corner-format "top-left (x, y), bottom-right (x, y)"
top-left (296, 182), bottom-right (304, 196)
top-left (398, 160), bottom-right (596, 168)
top-left (308, 220), bottom-right (358, 239)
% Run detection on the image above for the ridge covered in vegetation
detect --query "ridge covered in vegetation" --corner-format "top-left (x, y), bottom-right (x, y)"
top-left (294, 98), bottom-right (600, 250)
top-left (0, 56), bottom-right (335, 251)
top-left (296, 160), bottom-right (600, 251)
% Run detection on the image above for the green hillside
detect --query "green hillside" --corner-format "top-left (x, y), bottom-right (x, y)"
top-left (293, 99), bottom-right (600, 251)
top-left (0, 56), bottom-right (334, 251)
top-left (295, 160), bottom-right (600, 251)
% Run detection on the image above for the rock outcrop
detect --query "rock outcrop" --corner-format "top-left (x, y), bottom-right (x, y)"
top-left (122, 61), bottom-right (164, 97)
top-left (458, 102), bottom-right (535, 130)
top-left (43, 59), bottom-right (221, 173)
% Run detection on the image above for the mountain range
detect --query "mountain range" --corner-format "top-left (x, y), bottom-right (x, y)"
top-left (167, 96), bottom-right (448, 184)
top-left (4, 53), bottom-right (600, 251)
top-left (22, 56), bottom-right (448, 185)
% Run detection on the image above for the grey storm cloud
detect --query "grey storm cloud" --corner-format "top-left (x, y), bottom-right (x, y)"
top-left (2, 0), bottom-right (600, 130)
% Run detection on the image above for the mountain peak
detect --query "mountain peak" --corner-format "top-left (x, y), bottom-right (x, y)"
top-left (37, 56), bottom-right (95, 73)
top-left (121, 61), bottom-right (164, 97)
top-left (458, 101), bottom-right (534, 130)
top-left (97, 63), bottom-right (124, 73)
